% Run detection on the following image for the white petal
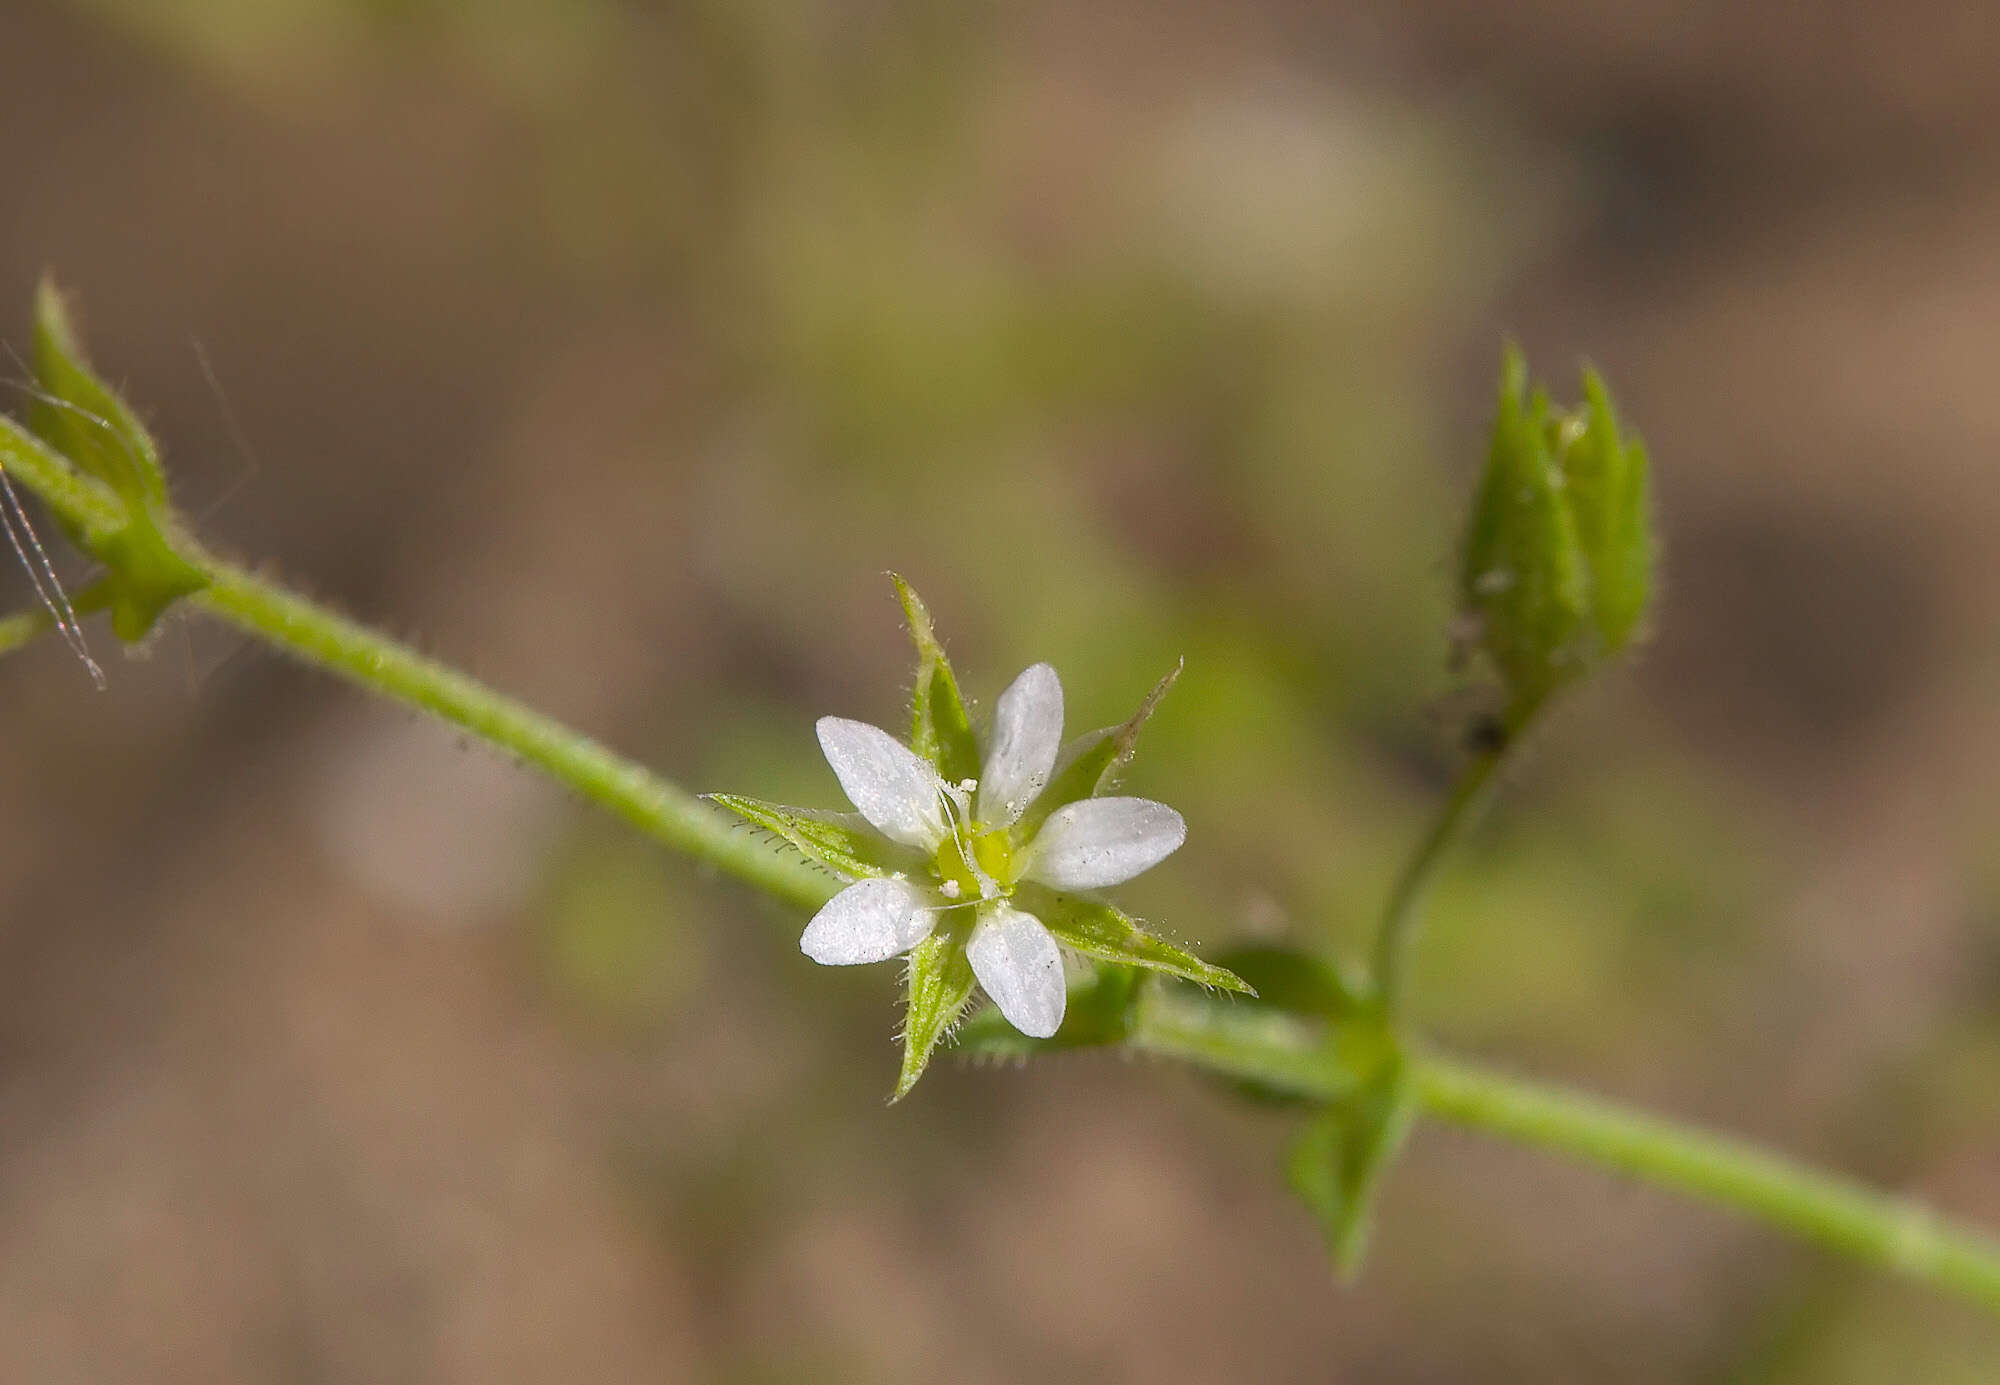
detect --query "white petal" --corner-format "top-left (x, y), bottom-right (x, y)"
top-left (816, 717), bottom-right (947, 849)
top-left (977, 663), bottom-right (1064, 827)
top-left (1022, 797), bottom-right (1186, 890)
top-left (800, 877), bottom-right (937, 965)
top-left (967, 903), bottom-right (1066, 1038)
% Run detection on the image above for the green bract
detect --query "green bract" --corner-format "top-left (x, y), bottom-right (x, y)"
top-left (710, 577), bottom-right (1249, 1099)
top-left (1460, 348), bottom-right (1655, 720)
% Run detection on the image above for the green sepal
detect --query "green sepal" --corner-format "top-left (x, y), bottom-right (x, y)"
top-left (705, 794), bottom-right (911, 880)
top-left (1016, 660), bottom-right (1180, 837)
top-left (1563, 369), bottom-right (1655, 655)
top-left (30, 278), bottom-right (170, 511)
top-left (1286, 1052), bottom-right (1417, 1279)
top-left (1460, 347), bottom-right (1590, 716)
top-left (893, 917), bottom-right (980, 1101)
top-left (952, 964), bottom-right (1143, 1058)
top-left (891, 574), bottom-right (981, 785)
top-left (1023, 887), bottom-right (1252, 994)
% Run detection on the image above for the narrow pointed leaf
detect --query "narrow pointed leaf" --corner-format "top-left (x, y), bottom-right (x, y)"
top-left (31, 278), bottom-right (169, 509)
top-left (893, 920), bottom-right (980, 1100)
top-left (1018, 660), bottom-right (1180, 836)
top-left (706, 794), bottom-right (910, 880)
top-left (1286, 1056), bottom-right (1417, 1279)
top-left (1026, 889), bottom-right (1250, 993)
top-left (21, 282), bottom-right (209, 640)
top-left (891, 574), bottom-right (981, 784)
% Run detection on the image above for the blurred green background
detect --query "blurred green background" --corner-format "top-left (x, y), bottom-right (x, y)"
top-left (2, 1), bottom-right (1999, 1380)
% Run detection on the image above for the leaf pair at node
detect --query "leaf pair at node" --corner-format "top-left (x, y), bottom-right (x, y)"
top-left (1199, 945), bottom-right (1413, 1278)
top-left (1, 281), bottom-right (209, 643)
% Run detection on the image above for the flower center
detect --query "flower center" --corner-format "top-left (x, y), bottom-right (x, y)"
top-left (973, 827), bottom-right (1015, 884)
top-left (933, 826), bottom-right (1017, 899)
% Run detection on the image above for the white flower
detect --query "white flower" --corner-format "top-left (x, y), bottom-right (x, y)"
top-left (800, 663), bottom-right (1187, 1038)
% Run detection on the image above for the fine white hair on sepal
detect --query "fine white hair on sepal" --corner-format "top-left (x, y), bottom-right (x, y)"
top-left (1022, 797), bottom-right (1187, 890)
top-left (977, 663), bottom-right (1064, 827)
top-left (816, 716), bottom-right (948, 850)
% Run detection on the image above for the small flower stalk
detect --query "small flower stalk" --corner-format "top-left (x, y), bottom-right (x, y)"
top-left (713, 576), bottom-right (1248, 1098)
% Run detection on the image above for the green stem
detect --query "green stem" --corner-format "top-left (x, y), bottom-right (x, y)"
top-left (1127, 998), bottom-right (2000, 1313)
top-left (1370, 739), bottom-right (1509, 1016)
top-left (192, 561), bottom-right (837, 915)
top-left (1415, 1054), bottom-right (2000, 1313)
top-left (1129, 986), bottom-right (1353, 1099)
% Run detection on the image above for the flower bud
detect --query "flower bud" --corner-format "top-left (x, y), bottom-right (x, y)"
top-left (1459, 349), bottom-right (1655, 719)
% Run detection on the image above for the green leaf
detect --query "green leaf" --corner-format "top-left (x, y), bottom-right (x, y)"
top-left (893, 919), bottom-right (980, 1100)
top-left (1563, 369), bottom-right (1655, 655)
top-left (1459, 347), bottom-right (1590, 716)
top-left (1026, 888), bottom-right (1252, 994)
top-left (953, 964), bottom-right (1142, 1058)
top-left (705, 794), bottom-right (910, 880)
top-left (891, 574), bottom-right (981, 786)
top-left (30, 278), bottom-right (169, 510)
top-left (1286, 1054), bottom-right (1417, 1279)
top-left (1210, 944), bottom-right (1362, 1020)
top-left (1017, 660), bottom-right (1180, 837)
top-left (20, 280), bottom-right (209, 641)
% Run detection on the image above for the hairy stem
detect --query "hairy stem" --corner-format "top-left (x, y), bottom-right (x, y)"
top-left (193, 560), bottom-right (837, 915)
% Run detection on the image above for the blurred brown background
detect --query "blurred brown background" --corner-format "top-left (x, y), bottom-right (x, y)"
top-left (2, 1), bottom-right (1999, 1380)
